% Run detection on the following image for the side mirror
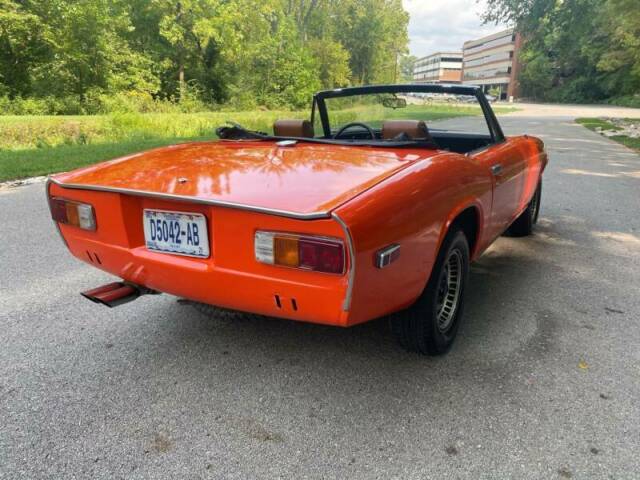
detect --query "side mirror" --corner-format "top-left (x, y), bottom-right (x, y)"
top-left (382, 97), bottom-right (407, 109)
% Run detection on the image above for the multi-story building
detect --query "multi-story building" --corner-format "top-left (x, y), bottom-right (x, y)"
top-left (461, 28), bottom-right (522, 100)
top-left (412, 52), bottom-right (463, 84)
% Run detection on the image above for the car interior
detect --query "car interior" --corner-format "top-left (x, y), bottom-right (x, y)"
top-left (272, 119), bottom-right (494, 155)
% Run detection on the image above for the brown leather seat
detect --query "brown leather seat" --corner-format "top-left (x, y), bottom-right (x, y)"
top-left (273, 119), bottom-right (314, 138)
top-left (381, 120), bottom-right (433, 141)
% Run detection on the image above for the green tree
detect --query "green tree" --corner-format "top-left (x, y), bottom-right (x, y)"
top-left (399, 54), bottom-right (417, 82)
top-left (598, 0), bottom-right (640, 95)
top-left (0, 0), bottom-right (410, 111)
top-left (482, 0), bottom-right (640, 102)
top-left (334, 0), bottom-right (408, 85)
top-left (0, 0), bottom-right (53, 98)
top-left (517, 50), bottom-right (553, 99)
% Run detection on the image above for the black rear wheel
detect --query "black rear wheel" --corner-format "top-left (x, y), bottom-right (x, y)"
top-left (391, 229), bottom-right (470, 355)
top-left (506, 181), bottom-right (542, 237)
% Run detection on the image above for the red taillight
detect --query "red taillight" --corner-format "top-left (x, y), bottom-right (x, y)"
top-left (299, 238), bottom-right (344, 274)
top-left (255, 231), bottom-right (346, 275)
top-left (50, 198), bottom-right (69, 223)
top-left (50, 198), bottom-right (96, 231)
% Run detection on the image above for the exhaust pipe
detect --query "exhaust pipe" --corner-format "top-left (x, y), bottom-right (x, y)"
top-left (81, 282), bottom-right (147, 308)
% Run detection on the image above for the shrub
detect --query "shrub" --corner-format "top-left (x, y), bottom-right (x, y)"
top-left (95, 91), bottom-right (163, 114)
top-left (0, 96), bottom-right (48, 115)
top-left (608, 94), bottom-right (640, 108)
top-left (0, 87), bottom-right (217, 116)
top-left (0, 95), bottom-right (89, 115)
top-left (548, 77), bottom-right (606, 104)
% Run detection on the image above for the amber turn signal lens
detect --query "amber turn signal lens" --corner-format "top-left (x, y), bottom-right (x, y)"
top-left (65, 202), bottom-right (80, 226)
top-left (274, 236), bottom-right (299, 267)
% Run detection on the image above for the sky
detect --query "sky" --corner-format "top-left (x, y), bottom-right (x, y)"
top-left (402, 0), bottom-right (505, 58)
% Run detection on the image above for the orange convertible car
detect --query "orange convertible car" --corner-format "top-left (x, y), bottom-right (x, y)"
top-left (47, 84), bottom-right (547, 355)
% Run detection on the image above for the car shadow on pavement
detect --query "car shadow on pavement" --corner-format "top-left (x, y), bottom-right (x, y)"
top-left (87, 213), bottom-right (620, 404)
top-left (152, 235), bottom-right (563, 373)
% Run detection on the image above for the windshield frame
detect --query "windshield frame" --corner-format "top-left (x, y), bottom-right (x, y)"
top-left (312, 83), bottom-right (505, 144)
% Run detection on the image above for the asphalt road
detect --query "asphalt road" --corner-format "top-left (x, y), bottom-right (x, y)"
top-left (1, 112), bottom-right (639, 479)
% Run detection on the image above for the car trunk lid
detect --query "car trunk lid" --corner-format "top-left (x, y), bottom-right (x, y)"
top-left (53, 140), bottom-right (432, 217)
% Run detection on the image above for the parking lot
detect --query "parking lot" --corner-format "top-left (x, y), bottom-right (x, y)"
top-left (1, 106), bottom-right (639, 479)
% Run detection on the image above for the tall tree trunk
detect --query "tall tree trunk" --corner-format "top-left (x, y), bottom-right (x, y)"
top-left (179, 62), bottom-right (185, 101)
top-left (394, 50), bottom-right (398, 83)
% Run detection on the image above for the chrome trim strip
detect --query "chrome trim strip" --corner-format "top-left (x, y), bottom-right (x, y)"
top-left (332, 212), bottom-right (355, 312)
top-left (45, 178), bottom-right (69, 248)
top-left (49, 178), bottom-right (332, 220)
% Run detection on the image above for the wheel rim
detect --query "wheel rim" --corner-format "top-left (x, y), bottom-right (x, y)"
top-left (436, 249), bottom-right (463, 333)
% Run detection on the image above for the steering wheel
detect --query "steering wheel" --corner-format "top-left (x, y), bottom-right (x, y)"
top-left (334, 122), bottom-right (376, 140)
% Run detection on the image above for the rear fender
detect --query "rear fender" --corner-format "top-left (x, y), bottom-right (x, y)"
top-left (333, 152), bottom-right (491, 325)
top-left (436, 199), bottom-right (487, 263)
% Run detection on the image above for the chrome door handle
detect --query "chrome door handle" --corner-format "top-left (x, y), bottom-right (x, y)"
top-left (491, 164), bottom-right (503, 176)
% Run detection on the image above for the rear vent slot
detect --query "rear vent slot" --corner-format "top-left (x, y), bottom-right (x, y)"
top-left (274, 295), bottom-right (282, 309)
top-left (291, 299), bottom-right (298, 311)
top-left (87, 251), bottom-right (102, 264)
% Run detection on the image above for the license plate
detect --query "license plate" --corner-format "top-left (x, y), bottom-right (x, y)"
top-left (143, 209), bottom-right (210, 258)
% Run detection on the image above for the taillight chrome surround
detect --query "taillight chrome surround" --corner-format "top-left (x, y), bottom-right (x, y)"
top-left (255, 231), bottom-right (346, 275)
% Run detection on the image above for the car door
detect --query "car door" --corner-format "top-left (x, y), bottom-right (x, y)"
top-left (471, 139), bottom-right (527, 239)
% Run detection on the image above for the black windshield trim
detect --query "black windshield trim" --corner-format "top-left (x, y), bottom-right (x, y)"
top-left (315, 83), bottom-right (482, 100)
top-left (312, 83), bottom-right (505, 144)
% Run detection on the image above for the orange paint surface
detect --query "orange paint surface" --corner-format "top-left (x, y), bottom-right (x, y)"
top-left (49, 136), bottom-right (546, 327)
top-left (54, 141), bottom-right (430, 216)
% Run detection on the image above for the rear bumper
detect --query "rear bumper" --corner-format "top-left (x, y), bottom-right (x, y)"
top-left (48, 180), bottom-right (353, 326)
top-left (66, 234), bottom-right (350, 325)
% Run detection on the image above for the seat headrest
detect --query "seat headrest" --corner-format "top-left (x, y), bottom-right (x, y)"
top-left (273, 120), bottom-right (314, 138)
top-left (381, 120), bottom-right (431, 140)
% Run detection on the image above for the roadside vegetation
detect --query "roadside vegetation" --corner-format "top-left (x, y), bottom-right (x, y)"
top-left (0, 0), bottom-right (410, 114)
top-left (0, 109), bottom-right (295, 182)
top-left (485, 0), bottom-right (640, 106)
top-left (576, 118), bottom-right (640, 151)
top-left (1, 105), bottom-right (510, 150)
top-left (0, 0), bottom-right (417, 182)
top-left (0, 104), bottom-right (519, 182)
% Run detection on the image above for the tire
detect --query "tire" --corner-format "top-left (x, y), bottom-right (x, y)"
top-left (391, 229), bottom-right (470, 355)
top-left (506, 181), bottom-right (542, 237)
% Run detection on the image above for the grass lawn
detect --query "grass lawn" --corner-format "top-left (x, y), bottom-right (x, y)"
top-left (0, 137), bottom-right (214, 182)
top-left (576, 117), bottom-right (640, 151)
top-left (1, 104), bottom-right (517, 182)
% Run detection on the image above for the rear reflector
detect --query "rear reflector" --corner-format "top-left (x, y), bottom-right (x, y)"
top-left (50, 198), bottom-right (96, 231)
top-left (255, 231), bottom-right (345, 274)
